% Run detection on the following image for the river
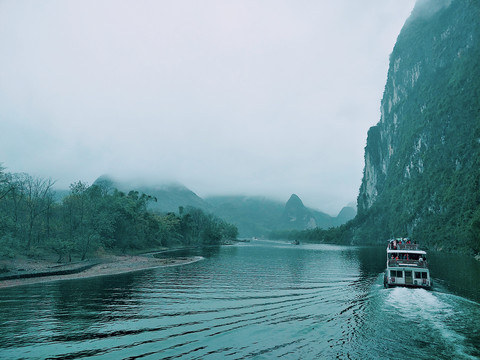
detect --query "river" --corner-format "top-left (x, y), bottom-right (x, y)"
top-left (0, 240), bottom-right (479, 359)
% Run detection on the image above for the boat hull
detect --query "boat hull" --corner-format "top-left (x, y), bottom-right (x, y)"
top-left (383, 270), bottom-right (432, 290)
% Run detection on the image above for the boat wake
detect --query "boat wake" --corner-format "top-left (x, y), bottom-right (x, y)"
top-left (381, 283), bottom-right (480, 359)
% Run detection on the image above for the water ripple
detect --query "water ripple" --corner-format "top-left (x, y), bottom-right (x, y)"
top-left (0, 243), bottom-right (479, 359)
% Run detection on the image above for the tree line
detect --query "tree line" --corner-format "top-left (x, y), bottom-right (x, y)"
top-left (269, 223), bottom-right (353, 245)
top-left (0, 166), bottom-right (238, 262)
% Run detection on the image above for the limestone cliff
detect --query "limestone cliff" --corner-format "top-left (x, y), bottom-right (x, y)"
top-left (355, 0), bottom-right (480, 253)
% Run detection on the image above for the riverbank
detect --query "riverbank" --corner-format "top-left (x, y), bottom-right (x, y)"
top-left (0, 254), bottom-right (203, 289)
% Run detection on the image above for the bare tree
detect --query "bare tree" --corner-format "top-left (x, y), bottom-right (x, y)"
top-left (0, 164), bottom-right (13, 201)
top-left (23, 175), bottom-right (55, 249)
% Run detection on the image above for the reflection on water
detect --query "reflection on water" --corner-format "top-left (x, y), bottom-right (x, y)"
top-left (0, 240), bottom-right (479, 359)
top-left (428, 251), bottom-right (480, 302)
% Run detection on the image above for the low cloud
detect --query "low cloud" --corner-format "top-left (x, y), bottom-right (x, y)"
top-left (0, 0), bottom-right (415, 214)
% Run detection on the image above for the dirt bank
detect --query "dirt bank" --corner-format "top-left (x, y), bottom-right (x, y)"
top-left (0, 254), bottom-right (203, 289)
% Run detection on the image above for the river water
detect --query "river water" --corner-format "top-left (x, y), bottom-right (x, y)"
top-left (0, 240), bottom-right (479, 359)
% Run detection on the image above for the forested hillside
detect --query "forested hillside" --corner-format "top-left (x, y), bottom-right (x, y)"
top-left (94, 175), bottom-right (212, 213)
top-left (0, 167), bottom-right (238, 262)
top-left (353, 0), bottom-right (480, 254)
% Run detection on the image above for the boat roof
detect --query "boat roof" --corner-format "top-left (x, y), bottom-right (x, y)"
top-left (387, 249), bottom-right (426, 255)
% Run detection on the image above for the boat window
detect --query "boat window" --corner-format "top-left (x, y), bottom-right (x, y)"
top-left (415, 272), bottom-right (422, 279)
top-left (390, 270), bottom-right (403, 278)
top-left (422, 272), bottom-right (428, 279)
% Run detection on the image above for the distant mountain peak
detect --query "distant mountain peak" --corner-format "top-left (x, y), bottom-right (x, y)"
top-left (285, 194), bottom-right (304, 209)
top-left (282, 194), bottom-right (316, 229)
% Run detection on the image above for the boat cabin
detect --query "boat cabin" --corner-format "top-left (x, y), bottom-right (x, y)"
top-left (384, 238), bottom-right (432, 289)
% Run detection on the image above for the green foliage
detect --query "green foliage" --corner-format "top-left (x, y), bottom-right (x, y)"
top-left (269, 222), bottom-right (354, 245)
top-left (0, 171), bottom-right (238, 261)
top-left (353, 0), bottom-right (480, 254)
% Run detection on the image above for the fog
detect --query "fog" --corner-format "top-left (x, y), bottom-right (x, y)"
top-left (0, 0), bottom-right (415, 214)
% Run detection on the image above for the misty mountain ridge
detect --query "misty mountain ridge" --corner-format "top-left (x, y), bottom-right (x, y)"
top-left (93, 175), bottom-right (212, 213)
top-left (91, 175), bottom-right (355, 238)
top-left (206, 194), bottom-right (355, 238)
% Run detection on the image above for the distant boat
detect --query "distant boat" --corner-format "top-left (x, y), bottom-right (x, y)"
top-left (383, 238), bottom-right (432, 289)
top-left (292, 240), bottom-right (300, 245)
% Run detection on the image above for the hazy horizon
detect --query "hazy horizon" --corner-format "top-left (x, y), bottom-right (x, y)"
top-left (0, 0), bottom-right (416, 214)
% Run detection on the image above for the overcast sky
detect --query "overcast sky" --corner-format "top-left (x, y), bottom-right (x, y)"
top-left (0, 0), bottom-right (416, 215)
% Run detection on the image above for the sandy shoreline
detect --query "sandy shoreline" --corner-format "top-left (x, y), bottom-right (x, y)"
top-left (0, 255), bottom-right (203, 289)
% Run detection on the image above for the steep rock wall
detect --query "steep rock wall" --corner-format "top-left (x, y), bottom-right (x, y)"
top-left (355, 0), bottom-right (480, 253)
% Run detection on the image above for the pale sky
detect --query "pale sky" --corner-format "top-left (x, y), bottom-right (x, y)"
top-left (0, 0), bottom-right (416, 215)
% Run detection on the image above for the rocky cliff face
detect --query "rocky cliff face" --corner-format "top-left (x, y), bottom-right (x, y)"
top-left (356, 0), bottom-right (480, 253)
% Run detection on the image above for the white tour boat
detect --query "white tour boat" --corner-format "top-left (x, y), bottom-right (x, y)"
top-left (383, 238), bottom-right (432, 289)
